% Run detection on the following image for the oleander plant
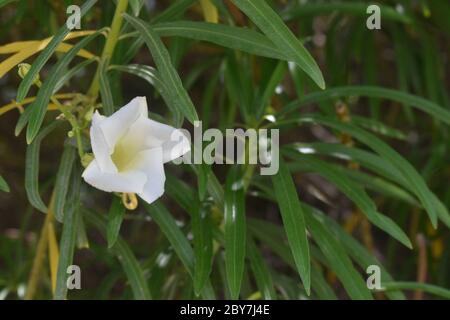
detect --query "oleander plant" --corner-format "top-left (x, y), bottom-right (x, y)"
top-left (0, 0), bottom-right (449, 300)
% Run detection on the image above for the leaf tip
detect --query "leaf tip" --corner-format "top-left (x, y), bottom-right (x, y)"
top-left (26, 132), bottom-right (34, 145)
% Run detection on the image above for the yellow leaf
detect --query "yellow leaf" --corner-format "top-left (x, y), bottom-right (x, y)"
top-left (199, 0), bottom-right (218, 23)
top-left (56, 43), bottom-right (95, 59)
top-left (0, 30), bottom-right (96, 54)
top-left (0, 30), bottom-right (97, 78)
top-left (48, 219), bottom-right (59, 294)
top-left (0, 93), bottom-right (76, 116)
top-left (0, 43), bottom-right (95, 78)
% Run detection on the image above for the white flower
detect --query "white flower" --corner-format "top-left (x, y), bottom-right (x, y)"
top-left (82, 96), bottom-right (190, 204)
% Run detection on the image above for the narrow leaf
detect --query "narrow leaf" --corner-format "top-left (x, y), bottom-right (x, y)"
top-left (282, 86), bottom-right (450, 126)
top-left (247, 237), bottom-right (277, 300)
top-left (0, 175), bottom-right (9, 192)
top-left (25, 121), bottom-right (62, 213)
top-left (107, 197), bottom-right (126, 248)
top-left (54, 163), bottom-right (81, 300)
top-left (271, 157), bottom-right (310, 294)
top-left (151, 21), bottom-right (285, 60)
top-left (123, 13), bottom-right (199, 124)
top-left (287, 154), bottom-right (412, 248)
top-left (231, 0), bottom-right (325, 89)
top-left (224, 166), bottom-right (246, 299)
top-left (99, 57), bottom-right (114, 116)
top-left (192, 201), bottom-right (213, 295)
top-left (381, 282), bottom-right (450, 299)
top-left (84, 208), bottom-right (151, 299)
top-left (24, 29), bottom-right (105, 143)
top-left (16, 0), bottom-right (97, 102)
top-left (304, 211), bottom-right (373, 299)
top-left (144, 201), bottom-right (216, 299)
top-left (54, 145), bottom-right (76, 222)
top-left (289, 115), bottom-right (440, 228)
top-left (110, 64), bottom-right (183, 126)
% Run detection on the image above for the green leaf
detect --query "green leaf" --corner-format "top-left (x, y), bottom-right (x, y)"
top-left (54, 162), bottom-right (82, 300)
top-left (282, 86), bottom-right (450, 126)
top-left (83, 208), bottom-right (151, 300)
top-left (196, 163), bottom-right (210, 201)
top-left (15, 104), bottom-right (32, 137)
top-left (164, 175), bottom-right (214, 296)
top-left (271, 157), bottom-right (310, 294)
top-left (144, 201), bottom-right (216, 299)
top-left (16, 0), bottom-right (97, 102)
top-left (151, 0), bottom-right (196, 24)
top-left (285, 154), bottom-right (412, 248)
top-left (287, 142), bottom-right (450, 228)
top-left (54, 58), bottom-right (96, 94)
top-left (192, 201), bottom-right (213, 295)
top-left (231, 0), bottom-right (325, 89)
top-left (281, 2), bottom-right (413, 24)
top-left (308, 206), bottom-right (405, 300)
top-left (247, 237), bottom-right (277, 300)
top-left (76, 213), bottom-right (89, 249)
top-left (254, 60), bottom-right (287, 118)
top-left (165, 174), bottom-right (196, 213)
top-left (54, 145), bottom-right (76, 222)
top-left (99, 57), bottom-right (114, 116)
top-left (288, 115), bottom-right (440, 228)
top-left (110, 64), bottom-right (183, 126)
top-left (107, 196), bottom-right (126, 248)
top-left (351, 115), bottom-right (406, 140)
top-left (224, 166), bottom-right (246, 299)
top-left (310, 266), bottom-right (338, 300)
top-left (248, 218), bottom-right (336, 299)
top-left (122, 0), bottom-right (197, 64)
top-left (381, 282), bottom-right (450, 299)
top-left (304, 210), bottom-right (373, 300)
top-left (333, 166), bottom-right (418, 206)
top-left (129, 0), bottom-right (145, 16)
top-left (25, 121), bottom-right (62, 213)
top-left (0, 175), bottom-right (9, 192)
top-left (23, 29), bottom-right (105, 143)
top-left (190, 164), bottom-right (225, 209)
top-left (151, 21), bottom-right (285, 60)
top-left (123, 13), bottom-right (199, 124)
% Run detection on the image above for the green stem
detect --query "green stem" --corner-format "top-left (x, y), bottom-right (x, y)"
top-left (49, 96), bottom-right (85, 159)
top-left (34, 79), bottom-right (85, 159)
top-left (88, 0), bottom-right (129, 98)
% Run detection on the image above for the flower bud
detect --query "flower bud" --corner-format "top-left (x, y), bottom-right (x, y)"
top-left (17, 63), bottom-right (40, 85)
top-left (81, 153), bottom-right (94, 168)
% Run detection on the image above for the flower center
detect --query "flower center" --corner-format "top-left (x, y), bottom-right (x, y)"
top-left (111, 140), bottom-right (133, 171)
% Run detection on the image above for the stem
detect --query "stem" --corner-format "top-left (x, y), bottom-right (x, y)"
top-left (36, 79), bottom-right (84, 159)
top-left (49, 96), bottom-right (85, 159)
top-left (87, 0), bottom-right (128, 98)
top-left (414, 234), bottom-right (428, 300)
top-left (25, 194), bottom-right (55, 300)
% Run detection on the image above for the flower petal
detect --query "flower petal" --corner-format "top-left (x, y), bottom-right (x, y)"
top-left (90, 121), bottom-right (117, 173)
top-left (82, 159), bottom-right (147, 193)
top-left (98, 96), bottom-right (148, 150)
top-left (143, 118), bottom-right (190, 163)
top-left (119, 117), bottom-right (165, 157)
top-left (128, 148), bottom-right (166, 204)
top-left (119, 117), bottom-right (190, 164)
